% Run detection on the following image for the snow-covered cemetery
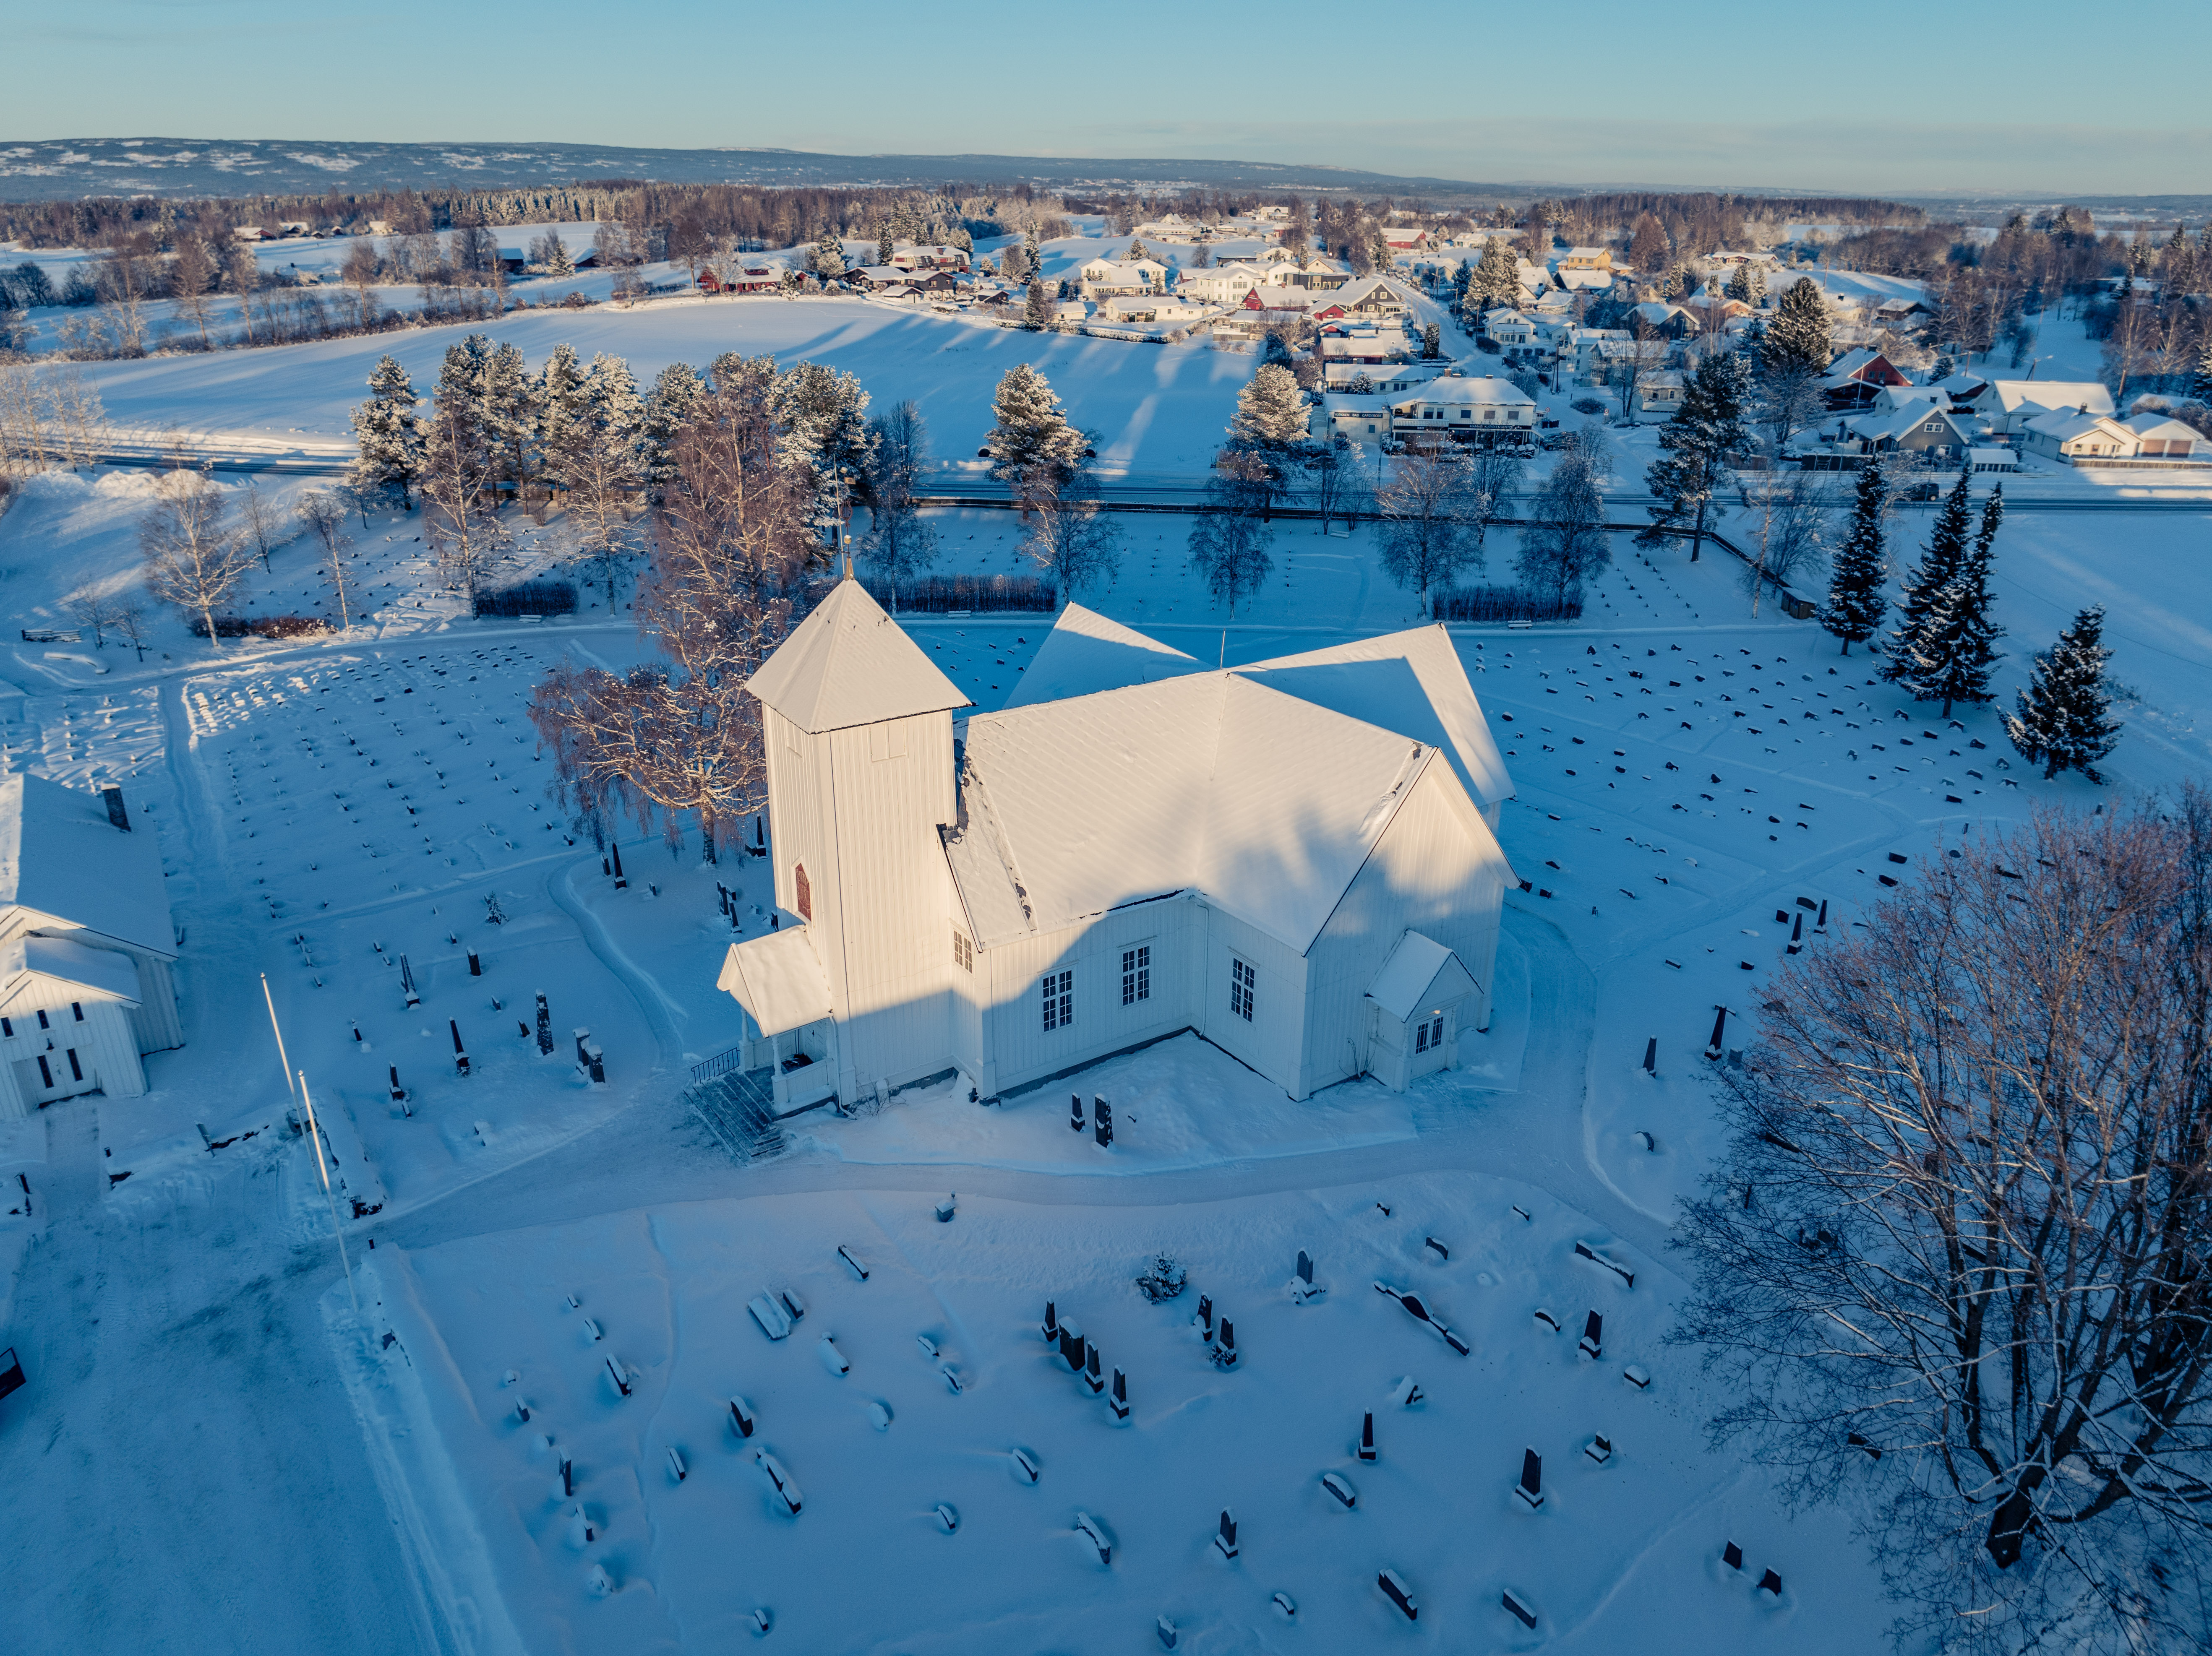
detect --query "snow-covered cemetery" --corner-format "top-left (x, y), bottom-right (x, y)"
top-left (3, 32), bottom-right (2212, 1655)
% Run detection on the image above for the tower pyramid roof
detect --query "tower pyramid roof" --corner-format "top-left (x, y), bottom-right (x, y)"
top-left (745, 580), bottom-right (970, 734)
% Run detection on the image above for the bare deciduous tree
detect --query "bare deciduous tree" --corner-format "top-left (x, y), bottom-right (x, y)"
top-left (296, 490), bottom-right (355, 629)
top-left (1022, 489), bottom-right (1121, 606)
top-left (1674, 799), bottom-right (2212, 1653)
top-left (418, 398), bottom-right (509, 609)
top-left (1187, 471), bottom-right (1275, 616)
top-left (237, 476), bottom-right (282, 570)
top-left (141, 467), bottom-right (258, 651)
top-left (1738, 469), bottom-right (1837, 615)
top-left (529, 380), bottom-right (816, 858)
top-left (169, 237), bottom-right (218, 350)
top-left (1517, 437), bottom-right (1610, 609)
top-left (110, 598), bottom-right (150, 663)
top-left (1375, 446), bottom-right (1484, 605)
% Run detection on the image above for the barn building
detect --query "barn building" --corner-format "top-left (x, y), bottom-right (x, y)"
top-left (0, 774), bottom-right (181, 1118)
top-left (715, 585), bottom-right (1517, 1111)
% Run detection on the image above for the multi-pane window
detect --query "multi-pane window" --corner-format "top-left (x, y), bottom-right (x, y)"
top-left (1121, 945), bottom-right (1150, 1006)
top-left (1041, 970), bottom-right (1073, 1032)
top-left (952, 930), bottom-right (974, 974)
top-left (1414, 1014), bottom-right (1445, 1054)
top-left (1229, 957), bottom-right (1256, 1022)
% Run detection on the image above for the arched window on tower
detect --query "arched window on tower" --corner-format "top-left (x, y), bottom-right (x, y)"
top-left (795, 863), bottom-right (812, 922)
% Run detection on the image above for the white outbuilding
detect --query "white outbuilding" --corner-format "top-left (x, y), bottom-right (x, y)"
top-left (0, 774), bottom-right (181, 1117)
top-left (716, 586), bottom-right (1517, 1108)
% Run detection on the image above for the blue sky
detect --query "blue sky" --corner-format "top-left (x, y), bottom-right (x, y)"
top-left (10, 0), bottom-right (2209, 195)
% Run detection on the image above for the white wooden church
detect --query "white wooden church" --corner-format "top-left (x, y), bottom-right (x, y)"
top-left (0, 774), bottom-right (181, 1118)
top-left (716, 583), bottom-right (1518, 1109)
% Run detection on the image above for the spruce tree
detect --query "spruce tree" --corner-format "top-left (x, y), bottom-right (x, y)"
top-left (536, 343), bottom-right (590, 471)
top-left (1127, 237), bottom-right (1151, 263)
top-left (1229, 364), bottom-right (1310, 450)
top-left (481, 340), bottom-right (537, 486)
top-left (1905, 484), bottom-right (2005, 714)
top-left (1882, 470), bottom-right (1974, 683)
top-left (1765, 277), bottom-right (1833, 378)
top-left (1931, 352), bottom-right (1956, 384)
top-left (2193, 333), bottom-right (2212, 403)
top-left (812, 229), bottom-right (846, 278)
top-left (877, 225), bottom-right (894, 267)
top-left (1819, 462), bottom-right (1888, 653)
top-left (544, 237), bottom-right (574, 279)
top-left (640, 362), bottom-right (705, 497)
top-left (1023, 279), bottom-right (1049, 331)
top-left (348, 354), bottom-right (425, 508)
top-left (1467, 240), bottom-right (1520, 316)
top-left (985, 364), bottom-right (1087, 504)
top-left (2005, 605), bottom-right (2121, 781)
top-left (1637, 350), bottom-right (1749, 562)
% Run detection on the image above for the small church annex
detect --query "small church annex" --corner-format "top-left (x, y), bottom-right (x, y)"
top-left (716, 584), bottom-right (1518, 1110)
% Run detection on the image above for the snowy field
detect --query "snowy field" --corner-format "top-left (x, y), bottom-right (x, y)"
top-left (0, 286), bottom-right (2209, 1653)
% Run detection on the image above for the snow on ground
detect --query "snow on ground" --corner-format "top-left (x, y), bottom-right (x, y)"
top-left (358, 1164), bottom-right (1886, 1655)
top-left (63, 293), bottom-right (1257, 479)
top-left (1, 286), bottom-right (2209, 1654)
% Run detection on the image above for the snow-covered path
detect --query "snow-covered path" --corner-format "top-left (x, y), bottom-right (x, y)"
top-left (0, 1109), bottom-right (440, 1656)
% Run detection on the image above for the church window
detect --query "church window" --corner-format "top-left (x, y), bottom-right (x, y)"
top-left (1121, 945), bottom-right (1150, 1005)
top-left (1229, 957), bottom-right (1256, 1022)
top-left (794, 863), bottom-right (812, 922)
top-left (1415, 1014), bottom-right (1445, 1053)
top-left (952, 929), bottom-right (973, 973)
top-left (1041, 970), bottom-right (1073, 1032)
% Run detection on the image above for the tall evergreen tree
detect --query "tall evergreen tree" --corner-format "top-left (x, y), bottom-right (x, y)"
top-left (2004, 605), bottom-right (2121, 781)
top-left (1882, 471), bottom-right (1974, 683)
top-left (348, 354), bottom-right (425, 508)
top-left (2193, 333), bottom-right (2212, 403)
top-left (1637, 350), bottom-right (1749, 562)
top-left (1228, 364), bottom-right (1309, 450)
top-left (640, 362), bottom-right (706, 497)
top-left (543, 237), bottom-right (574, 279)
top-left (1023, 278), bottom-right (1049, 331)
top-left (985, 364), bottom-right (1087, 506)
top-left (811, 229), bottom-right (846, 278)
top-left (1465, 240), bottom-right (1520, 319)
top-left (479, 340), bottom-right (536, 486)
top-left (536, 343), bottom-right (590, 472)
top-left (1820, 463), bottom-right (1888, 653)
top-left (1764, 277), bottom-right (1833, 378)
top-left (1903, 484), bottom-right (2006, 714)
top-left (876, 225), bottom-right (894, 267)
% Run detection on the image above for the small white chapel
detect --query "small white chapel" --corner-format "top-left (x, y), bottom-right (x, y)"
top-left (716, 583), bottom-right (1518, 1109)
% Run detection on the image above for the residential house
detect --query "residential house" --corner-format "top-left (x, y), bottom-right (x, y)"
top-left (1821, 348), bottom-right (1912, 409)
top-left (1322, 360), bottom-right (1450, 395)
top-left (1317, 321), bottom-right (1419, 365)
top-left (890, 245), bottom-right (971, 272)
top-left (699, 261), bottom-right (783, 295)
top-left (1971, 380), bottom-right (2117, 437)
top-left (1316, 393), bottom-right (1394, 442)
top-left (1626, 302), bottom-right (1701, 339)
top-left (1639, 370), bottom-right (1686, 415)
top-left (1838, 402), bottom-right (1979, 466)
top-left (1100, 292), bottom-right (1215, 325)
top-left (1310, 276), bottom-right (1414, 323)
top-left (1387, 375), bottom-right (1539, 444)
top-left (713, 588), bottom-right (1517, 1106)
top-left (2020, 410), bottom-right (2141, 464)
top-left (0, 776), bottom-right (181, 1118)
top-left (1077, 258), bottom-right (1170, 299)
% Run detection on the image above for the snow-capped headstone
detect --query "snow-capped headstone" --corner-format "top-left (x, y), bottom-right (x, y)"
top-left (1070, 1093), bottom-right (1085, 1133)
top-left (838, 1245), bottom-right (869, 1281)
top-left (1072, 1511), bottom-right (1111, 1565)
top-left (934, 1193), bottom-right (957, 1223)
top-left (934, 1502), bottom-right (959, 1534)
top-left (1501, 1587), bottom-right (1538, 1629)
top-left (666, 1446), bottom-right (687, 1483)
top-left (1586, 1433), bottom-right (1612, 1465)
top-left (1377, 1568), bottom-right (1417, 1620)
top-left (1359, 1411), bottom-right (1377, 1462)
top-left (1515, 1448), bottom-right (1543, 1508)
top-left (817, 1335), bottom-right (849, 1377)
top-left (1214, 1507), bottom-right (1238, 1560)
top-left (1392, 1375), bottom-right (1424, 1408)
top-left (1580, 1311), bottom-right (1604, 1359)
top-left (1009, 1447), bottom-right (1040, 1484)
top-left (1272, 1592), bottom-right (1296, 1621)
top-left (604, 1353), bottom-right (632, 1397)
top-left (749, 1296), bottom-right (792, 1341)
top-left (1041, 1301), bottom-right (1059, 1344)
top-left (1110, 1367), bottom-right (1129, 1422)
top-left (1093, 1099), bottom-right (1112, 1148)
top-left (728, 1396), bottom-right (756, 1438)
top-left (1322, 1471), bottom-right (1357, 1509)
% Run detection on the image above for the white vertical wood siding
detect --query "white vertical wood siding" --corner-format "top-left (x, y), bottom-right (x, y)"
top-left (0, 997), bottom-right (146, 1119)
top-left (1195, 907), bottom-right (1309, 1096)
top-left (973, 897), bottom-right (1202, 1097)
top-left (1298, 763), bottom-right (1510, 1096)
top-left (824, 710), bottom-right (960, 1090)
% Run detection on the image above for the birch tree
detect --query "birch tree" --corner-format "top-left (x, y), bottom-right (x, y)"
top-left (141, 468), bottom-right (258, 650)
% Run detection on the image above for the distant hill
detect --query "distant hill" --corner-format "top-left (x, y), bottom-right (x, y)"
top-left (0, 138), bottom-right (1529, 202)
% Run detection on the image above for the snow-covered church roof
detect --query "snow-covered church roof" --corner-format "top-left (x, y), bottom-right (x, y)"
top-left (0, 773), bottom-right (174, 958)
top-left (746, 580), bottom-right (971, 734)
top-left (951, 612), bottom-right (1516, 954)
top-left (1004, 606), bottom-right (1515, 809)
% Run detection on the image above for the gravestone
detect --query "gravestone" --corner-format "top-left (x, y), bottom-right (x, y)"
top-left (1580, 1311), bottom-right (1604, 1359)
top-left (1359, 1411), bottom-right (1377, 1462)
top-left (1515, 1448), bottom-right (1543, 1508)
top-left (1377, 1569), bottom-right (1416, 1620)
top-left (1214, 1507), bottom-right (1238, 1560)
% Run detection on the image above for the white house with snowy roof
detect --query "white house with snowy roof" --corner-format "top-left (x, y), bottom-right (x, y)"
top-left (0, 774), bottom-right (180, 1117)
top-left (715, 587), bottom-right (1517, 1109)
